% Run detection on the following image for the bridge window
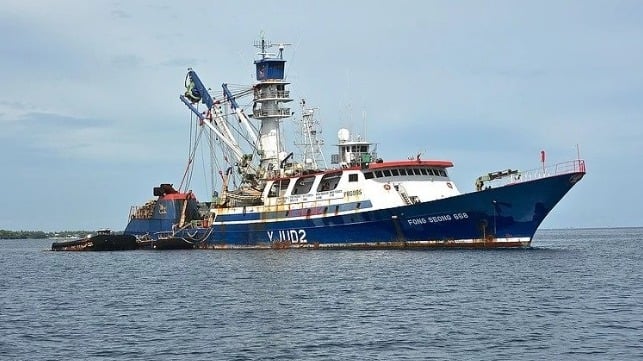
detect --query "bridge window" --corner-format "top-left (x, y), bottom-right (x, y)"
top-left (364, 172), bottom-right (374, 179)
top-left (318, 172), bottom-right (342, 192)
top-left (383, 170), bottom-right (392, 177)
top-left (349, 174), bottom-right (358, 182)
top-left (268, 179), bottom-right (290, 197)
top-left (293, 176), bottom-right (315, 194)
top-left (391, 169), bottom-right (400, 176)
top-left (375, 170), bottom-right (383, 178)
top-left (420, 168), bottom-right (428, 176)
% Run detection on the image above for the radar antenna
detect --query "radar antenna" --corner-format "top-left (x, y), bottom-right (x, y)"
top-left (254, 33), bottom-right (291, 59)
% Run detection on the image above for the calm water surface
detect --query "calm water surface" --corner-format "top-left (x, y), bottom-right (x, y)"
top-left (1, 228), bottom-right (641, 360)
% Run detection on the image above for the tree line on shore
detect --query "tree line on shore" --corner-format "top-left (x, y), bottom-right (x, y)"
top-left (0, 230), bottom-right (92, 240)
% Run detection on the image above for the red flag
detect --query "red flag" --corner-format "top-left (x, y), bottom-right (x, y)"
top-left (540, 150), bottom-right (546, 163)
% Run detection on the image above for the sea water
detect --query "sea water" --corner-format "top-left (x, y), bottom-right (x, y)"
top-left (1, 228), bottom-right (641, 360)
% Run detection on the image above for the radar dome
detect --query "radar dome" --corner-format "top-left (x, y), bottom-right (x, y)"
top-left (337, 128), bottom-right (350, 142)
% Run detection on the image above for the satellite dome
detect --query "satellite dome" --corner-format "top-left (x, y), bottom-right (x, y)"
top-left (337, 128), bottom-right (350, 142)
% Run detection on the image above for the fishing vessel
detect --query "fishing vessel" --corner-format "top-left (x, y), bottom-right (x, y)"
top-left (123, 36), bottom-right (586, 249)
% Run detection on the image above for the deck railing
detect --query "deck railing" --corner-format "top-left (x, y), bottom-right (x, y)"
top-left (252, 107), bottom-right (291, 117)
top-left (254, 89), bottom-right (290, 101)
top-left (483, 159), bottom-right (586, 188)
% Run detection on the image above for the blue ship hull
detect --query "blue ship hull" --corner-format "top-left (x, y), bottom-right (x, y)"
top-left (124, 171), bottom-right (584, 249)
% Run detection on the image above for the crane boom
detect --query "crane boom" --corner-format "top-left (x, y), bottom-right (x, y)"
top-left (184, 68), bottom-right (214, 109)
top-left (222, 83), bottom-right (259, 147)
top-left (179, 95), bottom-right (245, 162)
top-left (181, 68), bottom-right (248, 164)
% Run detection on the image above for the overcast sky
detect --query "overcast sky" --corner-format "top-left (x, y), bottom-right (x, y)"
top-left (1, 1), bottom-right (641, 231)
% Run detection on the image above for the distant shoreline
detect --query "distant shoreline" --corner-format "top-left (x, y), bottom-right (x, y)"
top-left (0, 230), bottom-right (94, 240)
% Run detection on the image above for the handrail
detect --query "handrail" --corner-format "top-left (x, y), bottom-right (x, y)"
top-left (253, 107), bottom-right (291, 117)
top-left (254, 89), bottom-right (290, 101)
top-left (481, 159), bottom-right (586, 189)
top-left (522, 159), bottom-right (586, 179)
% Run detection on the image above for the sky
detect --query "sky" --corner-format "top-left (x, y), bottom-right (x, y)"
top-left (1, 0), bottom-right (641, 231)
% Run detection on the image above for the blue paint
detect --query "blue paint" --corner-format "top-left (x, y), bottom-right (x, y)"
top-left (255, 59), bottom-right (285, 81)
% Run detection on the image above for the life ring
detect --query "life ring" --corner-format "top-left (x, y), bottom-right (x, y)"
top-left (447, 182), bottom-right (453, 189)
top-left (384, 184), bottom-right (391, 190)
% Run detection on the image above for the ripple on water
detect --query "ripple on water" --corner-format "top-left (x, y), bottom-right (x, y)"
top-left (0, 232), bottom-right (642, 360)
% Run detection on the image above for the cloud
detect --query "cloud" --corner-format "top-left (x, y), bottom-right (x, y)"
top-left (0, 0), bottom-right (642, 230)
top-left (0, 111), bottom-right (183, 163)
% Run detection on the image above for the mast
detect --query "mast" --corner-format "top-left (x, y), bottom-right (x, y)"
top-left (252, 35), bottom-right (293, 178)
top-left (294, 99), bottom-right (327, 170)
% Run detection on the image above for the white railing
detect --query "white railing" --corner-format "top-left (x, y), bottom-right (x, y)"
top-left (482, 159), bottom-right (586, 188)
top-left (253, 108), bottom-right (291, 117)
top-left (254, 90), bottom-right (290, 101)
